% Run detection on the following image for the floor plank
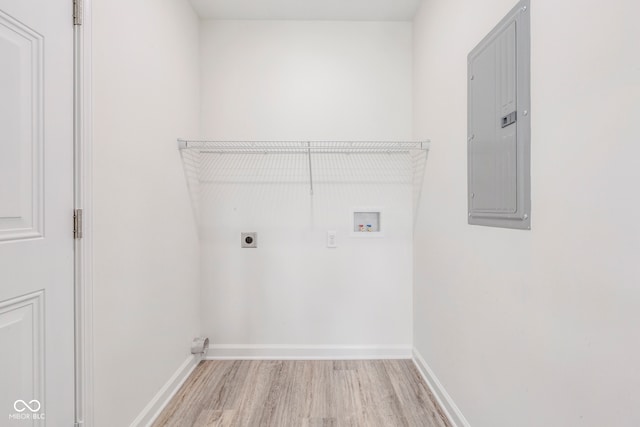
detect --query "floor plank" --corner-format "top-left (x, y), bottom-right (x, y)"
top-left (152, 360), bottom-right (451, 427)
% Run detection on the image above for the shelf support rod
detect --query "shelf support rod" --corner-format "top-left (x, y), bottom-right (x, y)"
top-left (307, 141), bottom-right (314, 196)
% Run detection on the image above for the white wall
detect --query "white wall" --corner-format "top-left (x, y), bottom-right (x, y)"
top-left (199, 21), bottom-right (415, 351)
top-left (413, 0), bottom-right (640, 426)
top-left (200, 20), bottom-right (412, 140)
top-left (92, 0), bottom-right (201, 425)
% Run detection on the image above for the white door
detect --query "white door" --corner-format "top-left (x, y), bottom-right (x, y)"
top-left (0, 0), bottom-right (75, 425)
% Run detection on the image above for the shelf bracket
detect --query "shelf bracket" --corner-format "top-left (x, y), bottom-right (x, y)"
top-left (307, 141), bottom-right (314, 196)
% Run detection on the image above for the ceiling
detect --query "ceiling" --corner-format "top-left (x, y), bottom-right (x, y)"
top-left (190, 0), bottom-right (423, 21)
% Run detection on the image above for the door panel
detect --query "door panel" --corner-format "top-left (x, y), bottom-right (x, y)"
top-left (0, 292), bottom-right (44, 426)
top-left (470, 21), bottom-right (518, 214)
top-left (0, 11), bottom-right (43, 240)
top-left (0, 0), bottom-right (74, 425)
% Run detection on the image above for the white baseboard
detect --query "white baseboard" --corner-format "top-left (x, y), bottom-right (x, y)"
top-left (205, 344), bottom-right (412, 360)
top-left (412, 349), bottom-right (470, 427)
top-left (130, 354), bottom-right (201, 427)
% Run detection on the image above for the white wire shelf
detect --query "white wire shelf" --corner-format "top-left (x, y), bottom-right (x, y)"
top-left (177, 139), bottom-right (429, 153)
top-left (177, 139), bottom-right (431, 223)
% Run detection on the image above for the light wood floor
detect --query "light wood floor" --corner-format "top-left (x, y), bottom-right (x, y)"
top-left (152, 360), bottom-right (451, 427)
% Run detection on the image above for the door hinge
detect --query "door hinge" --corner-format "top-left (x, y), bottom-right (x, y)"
top-left (74, 209), bottom-right (83, 239)
top-left (73, 0), bottom-right (83, 25)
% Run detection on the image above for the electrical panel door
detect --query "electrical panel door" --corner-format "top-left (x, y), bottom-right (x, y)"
top-left (468, 0), bottom-right (531, 229)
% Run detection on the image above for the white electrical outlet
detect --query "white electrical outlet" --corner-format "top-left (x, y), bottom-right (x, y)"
top-left (327, 231), bottom-right (337, 248)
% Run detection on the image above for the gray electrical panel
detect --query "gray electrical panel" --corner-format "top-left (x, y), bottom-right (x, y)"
top-left (468, 0), bottom-right (531, 230)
